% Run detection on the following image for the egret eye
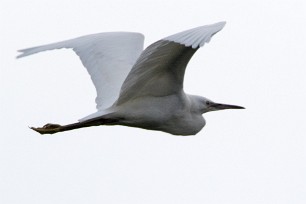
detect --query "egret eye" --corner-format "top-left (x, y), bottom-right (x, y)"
top-left (206, 101), bottom-right (211, 105)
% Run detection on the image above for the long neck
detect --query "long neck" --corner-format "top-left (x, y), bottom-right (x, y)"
top-left (187, 94), bottom-right (206, 114)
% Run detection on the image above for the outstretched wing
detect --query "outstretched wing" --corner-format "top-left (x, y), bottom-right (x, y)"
top-left (116, 22), bottom-right (226, 105)
top-left (17, 32), bottom-right (144, 110)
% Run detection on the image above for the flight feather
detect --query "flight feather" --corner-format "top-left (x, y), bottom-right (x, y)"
top-left (17, 32), bottom-right (144, 110)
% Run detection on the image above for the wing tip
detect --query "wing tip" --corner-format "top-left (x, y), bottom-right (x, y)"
top-left (15, 46), bottom-right (47, 59)
top-left (163, 21), bottom-right (226, 49)
top-left (16, 49), bottom-right (27, 59)
top-left (215, 21), bottom-right (226, 28)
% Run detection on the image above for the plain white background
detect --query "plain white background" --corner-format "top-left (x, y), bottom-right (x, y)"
top-left (1, 0), bottom-right (305, 203)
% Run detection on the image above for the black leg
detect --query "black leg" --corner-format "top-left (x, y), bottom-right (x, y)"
top-left (30, 118), bottom-right (120, 135)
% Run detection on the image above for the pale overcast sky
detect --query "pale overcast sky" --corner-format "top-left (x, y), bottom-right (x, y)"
top-left (1, 0), bottom-right (306, 204)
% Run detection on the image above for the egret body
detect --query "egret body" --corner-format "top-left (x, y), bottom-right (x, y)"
top-left (17, 22), bottom-right (244, 136)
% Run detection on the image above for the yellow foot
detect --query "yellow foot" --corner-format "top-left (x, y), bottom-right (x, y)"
top-left (30, 123), bottom-right (62, 134)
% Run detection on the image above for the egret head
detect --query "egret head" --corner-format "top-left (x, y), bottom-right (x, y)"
top-left (198, 97), bottom-right (244, 113)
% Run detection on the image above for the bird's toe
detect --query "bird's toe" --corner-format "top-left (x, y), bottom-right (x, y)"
top-left (30, 123), bottom-right (62, 135)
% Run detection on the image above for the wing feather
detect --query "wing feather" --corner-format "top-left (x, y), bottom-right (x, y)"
top-left (116, 22), bottom-right (225, 105)
top-left (17, 32), bottom-right (144, 110)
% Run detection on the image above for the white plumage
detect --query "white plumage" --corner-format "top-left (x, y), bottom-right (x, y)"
top-left (18, 22), bottom-right (244, 135)
top-left (18, 32), bottom-right (144, 110)
top-left (163, 21), bottom-right (226, 48)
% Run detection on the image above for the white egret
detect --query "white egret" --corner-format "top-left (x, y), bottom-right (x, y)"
top-left (17, 22), bottom-right (244, 135)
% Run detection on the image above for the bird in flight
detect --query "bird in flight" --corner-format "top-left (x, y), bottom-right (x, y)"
top-left (17, 22), bottom-right (244, 136)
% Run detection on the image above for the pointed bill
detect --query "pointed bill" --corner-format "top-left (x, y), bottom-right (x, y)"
top-left (212, 103), bottom-right (245, 110)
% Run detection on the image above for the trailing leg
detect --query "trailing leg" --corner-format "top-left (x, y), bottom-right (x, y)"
top-left (30, 118), bottom-right (119, 135)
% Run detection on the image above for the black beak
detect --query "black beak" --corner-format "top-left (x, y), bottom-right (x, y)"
top-left (212, 103), bottom-right (245, 110)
